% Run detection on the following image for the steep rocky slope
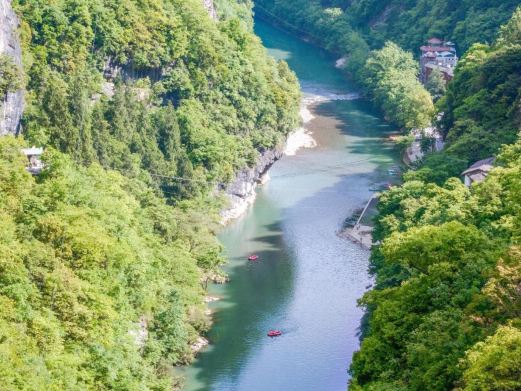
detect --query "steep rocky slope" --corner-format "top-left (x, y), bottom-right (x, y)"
top-left (0, 0), bottom-right (23, 135)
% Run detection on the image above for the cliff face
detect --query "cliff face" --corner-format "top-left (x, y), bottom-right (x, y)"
top-left (220, 147), bottom-right (283, 224)
top-left (0, 0), bottom-right (24, 136)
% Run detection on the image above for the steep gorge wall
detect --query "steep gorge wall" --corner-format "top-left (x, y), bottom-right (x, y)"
top-left (220, 147), bottom-right (283, 224)
top-left (0, 0), bottom-right (24, 135)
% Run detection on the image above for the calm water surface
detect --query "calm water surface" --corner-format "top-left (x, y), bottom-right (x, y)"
top-left (181, 18), bottom-right (399, 391)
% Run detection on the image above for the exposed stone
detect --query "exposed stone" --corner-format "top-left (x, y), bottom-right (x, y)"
top-left (129, 315), bottom-right (148, 349)
top-left (0, 0), bottom-right (24, 135)
top-left (220, 147), bottom-right (283, 224)
top-left (191, 337), bottom-right (209, 353)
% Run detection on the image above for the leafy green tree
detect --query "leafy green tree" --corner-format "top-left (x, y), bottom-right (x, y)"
top-left (425, 68), bottom-right (446, 100)
top-left (459, 326), bottom-right (521, 391)
top-left (0, 55), bottom-right (21, 98)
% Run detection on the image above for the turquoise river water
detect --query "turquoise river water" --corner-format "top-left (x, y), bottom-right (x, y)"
top-left (181, 18), bottom-right (400, 391)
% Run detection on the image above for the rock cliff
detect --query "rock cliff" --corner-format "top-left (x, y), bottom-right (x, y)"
top-left (0, 0), bottom-right (24, 135)
top-left (220, 147), bottom-right (283, 224)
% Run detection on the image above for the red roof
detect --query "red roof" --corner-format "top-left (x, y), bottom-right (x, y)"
top-left (428, 38), bottom-right (443, 44)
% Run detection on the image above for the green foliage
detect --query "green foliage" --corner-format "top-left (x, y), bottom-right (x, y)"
top-left (350, 12), bottom-right (521, 389)
top-left (425, 68), bottom-right (446, 100)
top-left (363, 42), bottom-right (434, 129)
top-left (16, 0), bottom-right (300, 198)
top-left (349, 0), bottom-right (519, 53)
top-left (0, 55), bottom-right (22, 98)
top-left (0, 136), bottom-right (225, 389)
top-left (459, 325), bottom-right (521, 391)
top-left (440, 7), bottom-right (521, 162)
top-left (351, 139), bottom-right (521, 389)
top-left (404, 152), bottom-right (468, 185)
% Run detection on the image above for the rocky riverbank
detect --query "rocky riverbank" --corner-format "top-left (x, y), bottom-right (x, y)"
top-left (220, 147), bottom-right (283, 224)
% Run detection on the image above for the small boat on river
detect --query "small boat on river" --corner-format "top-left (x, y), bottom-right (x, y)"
top-left (267, 330), bottom-right (282, 337)
top-left (248, 255), bottom-right (259, 261)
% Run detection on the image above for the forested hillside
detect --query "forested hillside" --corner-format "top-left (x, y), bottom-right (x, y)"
top-left (256, 0), bottom-right (520, 53)
top-left (439, 11), bottom-right (521, 162)
top-left (0, 0), bottom-right (300, 389)
top-left (330, 0), bottom-right (520, 52)
top-left (255, 0), bottom-right (519, 132)
top-left (0, 136), bottom-right (220, 389)
top-left (409, 8), bottom-right (521, 182)
top-left (16, 0), bottom-right (299, 195)
top-left (350, 9), bottom-right (521, 391)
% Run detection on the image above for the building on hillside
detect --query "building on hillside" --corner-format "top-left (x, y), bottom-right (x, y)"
top-left (420, 38), bottom-right (458, 84)
top-left (461, 157), bottom-right (495, 187)
top-left (21, 146), bottom-right (44, 175)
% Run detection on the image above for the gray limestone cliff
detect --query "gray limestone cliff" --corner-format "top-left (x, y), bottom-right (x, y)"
top-left (220, 147), bottom-right (283, 224)
top-left (0, 0), bottom-right (24, 135)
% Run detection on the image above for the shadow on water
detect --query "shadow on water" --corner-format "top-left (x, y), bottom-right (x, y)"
top-left (185, 106), bottom-right (399, 390)
top-left (187, 219), bottom-right (297, 391)
top-left (254, 16), bottom-right (353, 91)
top-left (181, 16), bottom-right (401, 391)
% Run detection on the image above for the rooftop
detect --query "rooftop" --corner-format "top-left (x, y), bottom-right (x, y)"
top-left (21, 147), bottom-right (44, 156)
top-left (462, 157), bottom-right (496, 176)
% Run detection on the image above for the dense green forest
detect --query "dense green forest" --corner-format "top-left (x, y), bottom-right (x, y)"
top-left (350, 8), bottom-right (521, 391)
top-left (324, 0), bottom-right (520, 53)
top-left (16, 0), bottom-right (299, 194)
top-left (255, 0), bottom-right (520, 54)
top-left (0, 0), bottom-right (300, 389)
top-left (0, 136), bottom-right (221, 389)
top-left (255, 0), bottom-right (519, 132)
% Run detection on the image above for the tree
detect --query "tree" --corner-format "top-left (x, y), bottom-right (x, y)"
top-left (460, 326), bottom-right (521, 391)
top-left (0, 55), bottom-right (21, 99)
top-left (425, 68), bottom-right (447, 100)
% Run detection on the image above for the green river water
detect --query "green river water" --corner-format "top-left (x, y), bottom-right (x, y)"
top-left (181, 18), bottom-right (400, 391)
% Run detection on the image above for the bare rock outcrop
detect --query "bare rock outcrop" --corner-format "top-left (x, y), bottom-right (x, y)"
top-left (0, 0), bottom-right (24, 135)
top-left (220, 147), bottom-right (283, 224)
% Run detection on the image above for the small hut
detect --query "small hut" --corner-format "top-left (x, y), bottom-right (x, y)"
top-left (21, 146), bottom-right (44, 175)
top-left (461, 157), bottom-right (495, 187)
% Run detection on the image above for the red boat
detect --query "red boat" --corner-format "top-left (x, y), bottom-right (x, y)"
top-left (267, 330), bottom-right (282, 337)
top-left (248, 255), bottom-right (259, 261)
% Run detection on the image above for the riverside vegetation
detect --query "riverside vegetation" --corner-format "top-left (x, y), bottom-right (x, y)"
top-left (257, 1), bottom-right (521, 390)
top-left (1, 0), bottom-right (521, 390)
top-left (0, 0), bottom-right (299, 389)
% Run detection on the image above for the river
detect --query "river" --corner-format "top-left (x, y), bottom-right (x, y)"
top-left (181, 18), bottom-right (400, 391)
